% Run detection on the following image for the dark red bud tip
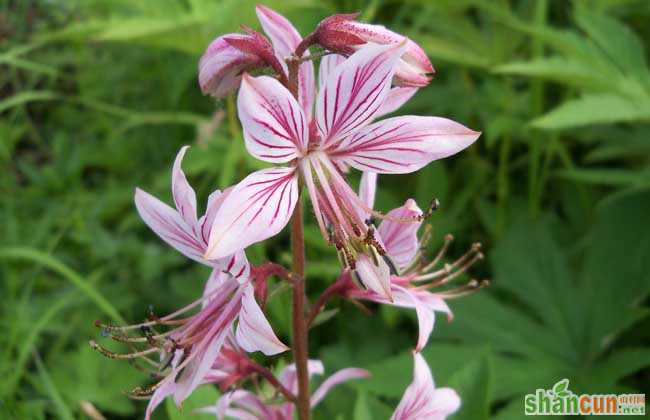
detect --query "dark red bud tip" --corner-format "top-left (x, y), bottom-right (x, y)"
top-left (94, 320), bottom-right (102, 327)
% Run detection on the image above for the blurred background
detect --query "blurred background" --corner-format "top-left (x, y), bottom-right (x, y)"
top-left (2, 0), bottom-right (649, 418)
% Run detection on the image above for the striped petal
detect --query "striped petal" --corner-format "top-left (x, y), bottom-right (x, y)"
top-left (238, 74), bottom-right (308, 162)
top-left (378, 199), bottom-right (422, 269)
top-left (316, 43), bottom-right (407, 144)
top-left (355, 254), bottom-right (393, 301)
top-left (318, 53), bottom-right (345, 90)
top-left (330, 116), bottom-right (480, 174)
top-left (134, 187), bottom-right (205, 263)
top-left (256, 5), bottom-right (315, 117)
top-left (236, 283), bottom-right (289, 355)
top-left (205, 167), bottom-right (298, 259)
top-left (358, 171), bottom-right (378, 211)
top-left (376, 87), bottom-right (418, 118)
top-left (172, 146), bottom-right (198, 227)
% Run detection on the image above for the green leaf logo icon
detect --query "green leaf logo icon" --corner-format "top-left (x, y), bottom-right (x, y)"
top-left (552, 379), bottom-right (570, 398)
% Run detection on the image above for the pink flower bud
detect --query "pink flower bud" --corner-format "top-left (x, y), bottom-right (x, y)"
top-left (199, 29), bottom-right (283, 98)
top-left (316, 14), bottom-right (434, 87)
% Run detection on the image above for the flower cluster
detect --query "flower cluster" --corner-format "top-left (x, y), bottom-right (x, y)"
top-left (93, 5), bottom-right (484, 419)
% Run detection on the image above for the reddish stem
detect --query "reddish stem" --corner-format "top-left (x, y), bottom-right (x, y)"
top-left (306, 274), bottom-right (349, 328)
top-left (247, 361), bottom-right (297, 403)
top-left (289, 199), bottom-right (310, 420)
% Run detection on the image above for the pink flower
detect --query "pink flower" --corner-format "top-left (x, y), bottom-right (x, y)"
top-left (316, 13), bottom-right (434, 87)
top-left (392, 352), bottom-right (461, 420)
top-left (102, 147), bottom-right (288, 418)
top-left (91, 262), bottom-right (288, 420)
top-left (343, 172), bottom-right (486, 350)
top-left (134, 145), bottom-right (229, 266)
top-left (204, 43), bottom-right (480, 302)
top-left (200, 360), bottom-right (370, 419)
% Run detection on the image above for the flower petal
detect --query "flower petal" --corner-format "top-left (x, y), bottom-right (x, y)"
top-left (205, 167), bottom-right (298, 259)
top-left (238, 74), bottom-right (308, 162)
top-left (172, 146), bottom-right (198, 228)
top-left (316, 42), bottom-right (407, 144)
top-left (236, 283), bottom-right (289, 355)
top-left (358, 171), bottom-right (377, 210)
top-left (330, 115), bottom-right (481, 174)
top-left (310, 368), bottom-right (370, 408)
top-left (134, 187), bottom-right (206, 263)
top-left (354, 254), bottom-right (393, 301)
top-left (376, 87), bottom-right (418, 118)
top-left (318, 53), bottom-right (345, 90)
top-left (256, 5), bottom-right (315, 117)
top-left (392, 352), bottom-right (440, 420)
top-left (198, 187), bottom-right (230, 246)
top-left (279, 360), bottom-right (325, 394)
top-left (174, 284), bottom-right (244, 405)
top-left (144, 379), bottom-right (176, 420)
top-left (392, 286), bottom-right (434, 352)
top-left (203, 252), bottom-right (250, 308)
top-left (199, 34), bottom-right (264, 98)
top-left (378, 199), bottom-right (422, 268)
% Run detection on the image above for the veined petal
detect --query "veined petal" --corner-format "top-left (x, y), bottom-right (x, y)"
top-left (236, 283), bottom-right (289, 355)
top-left (310, 368), bottom-right (370, 408)
top-left (205, 167), bottom-right (298, 259)
top-left (172, 146), bottom-right (198, 227)
top-left (134, 188), bottom-right (206, 263)
top-left (358, 171), bottom-right (378, 211)
top-left (316, 42), bottom-right (407, 144)
top-left (318, 53), bottom-right (345, 90)
top-left (256, 5), bottom-right (315, 117)
top-left (376, 87), bottom-right (418, 118)
top-left (144, 379), bottom-right (176, 420)
top-left (355, 254), bottom-right (393, 301)
top-left (378, 199), bottom-right (422, 268)
top-left (330, 115), bottom-right (480, 174)
top-left (238, 74), bottom-right (308, 162)
top-left (174, 285), bottom-right (244, 405)
top-left (203, 252), bottom-right (250, 308)
top-left (198, 187), bottom-right (231, 246)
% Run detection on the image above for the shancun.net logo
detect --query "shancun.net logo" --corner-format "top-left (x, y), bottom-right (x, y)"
top-left (524, 379), bottom-right (645, 416)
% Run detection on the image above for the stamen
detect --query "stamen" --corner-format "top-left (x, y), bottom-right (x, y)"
top-left (436, 279), bottom-right (490, 298)
top-left (418, 234), bottom-right (454, 274)
top-left (417, 249), bottom-right (484, 284)
top-left (89, 340), bottom-right (159, 360)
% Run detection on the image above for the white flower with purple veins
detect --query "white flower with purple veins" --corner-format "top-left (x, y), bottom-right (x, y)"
top-left (200, 360), bottom-right (369, 420)
top-left (203, 41), bottom-right (480, 302)
top-left (108, 147), bottom-right (289, 418)
top-left (392, 352), bottom-right (461, 420)
top-left (342, 172), bottom-right (486, 351)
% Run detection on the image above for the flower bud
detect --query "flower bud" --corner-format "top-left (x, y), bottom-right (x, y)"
top-left (316, 14), bottom-right (434, 87)
top-left (199, 29), bottom-right (283, 98)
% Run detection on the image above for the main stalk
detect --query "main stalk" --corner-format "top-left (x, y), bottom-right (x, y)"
top-left (287, 53), bottom-right (310, 420)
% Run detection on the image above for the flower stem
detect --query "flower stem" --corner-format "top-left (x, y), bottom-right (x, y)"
top-left (290, 196), bottom-right (310, 420)
top-left (285, 52), bottom-right (310, 419)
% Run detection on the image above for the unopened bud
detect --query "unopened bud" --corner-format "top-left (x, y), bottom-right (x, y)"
top-left (199, 29), bottom-right (283, 98)
top-left (315, 14), bottom-right (434, 87)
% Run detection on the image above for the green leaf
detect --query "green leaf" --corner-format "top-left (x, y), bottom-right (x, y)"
top-left (0, 247), bottom-right (125, 324)
top-left (494, 57), bottom-right (611, 90)
top-left (353, 390), bottom-right (372, 420)
top-left (532, 94), bottom-right (650, 129)
top-left (448, 352), bottom-right (493, 420)
top-left (0, 91), bottom-right (59, 113)
top-left (165, 384), bottom-right (219, 419)
top-left (33, 353), bottom-right (75, 420)
top-left (557, 168), bottom-right (650, 187)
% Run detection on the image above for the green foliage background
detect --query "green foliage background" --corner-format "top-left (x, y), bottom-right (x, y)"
top-left (2, 0), bottom-right (649, 418)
